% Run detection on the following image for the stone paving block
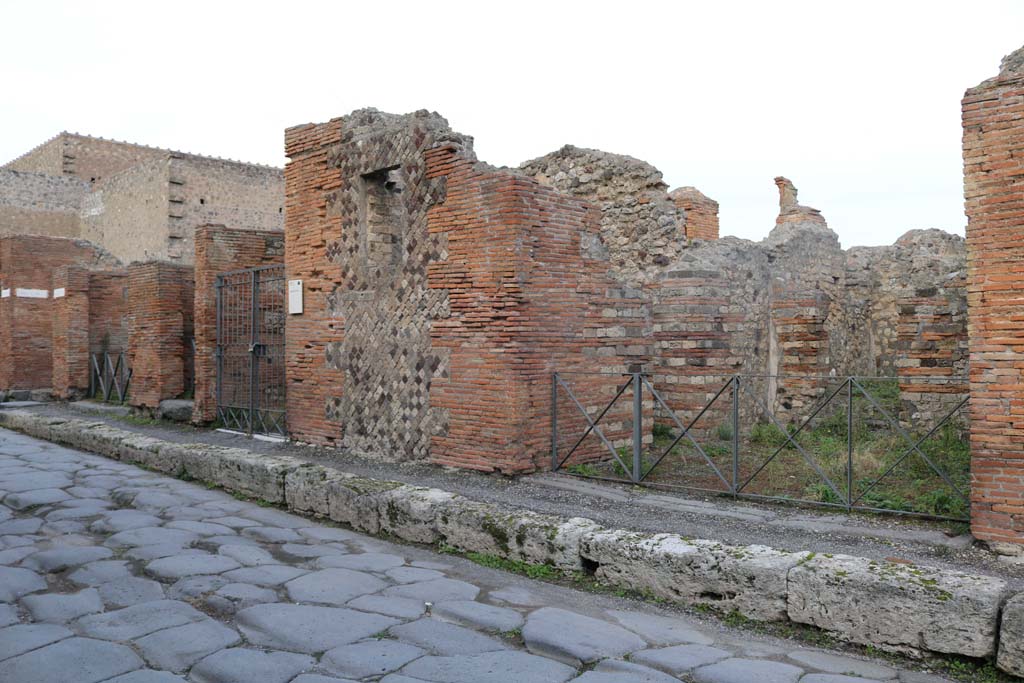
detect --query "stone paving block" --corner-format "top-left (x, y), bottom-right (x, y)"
top-left (692, 658), bottom-right (804, 683)
top-left (390, 617), bottom-right (509, 656)
top-left (4, 487), bottom-right (71, 509)
top-left (400, 649), bottom-right (577, 683)
top-left (0, 623), bottom-right (72, 661)
top-left (297, 526), bottom-right (360, 542)
top-left (0, 517), bottom-right (43, 534)
top-left (105, 527), bottom-right (198, 548)
top-left (0, 636), bottom-right (143, 683)
top-left (0, 545), bottom-right (36, 566)
top-left (285, 567), bottom-right (389, 605)
top-left (189, 647), bottom-right (315, 683)
top-left (165, 520), bottom-right (236, 536)
top-left (145, 553), bottom-right (241, 579)
top-left (242, 526), bottom-right (304, 543)
top-left (105, 670), bottom-right (187, 682)
top-left (90, 511), bottom-right (164, 534)
top-left (166, 576), bottom-right (230, 600)
top-left (236, 603), bottom-right (400, 654)
top-left (292, 676), bottom-right (358, 683)
top-left (801, 675), bottom-right (883, 683)
top-left (217, 543), bottom-right (277, 566)
top-left (0, 565), bottom-right (46, 601)
top-left (317, 552), bottom-right (405, 572)
top-left (433, 600), bottom-right (524, 632)
top-left (787, 649), bottom-right (897, 679)
top-left (321, 639), bottom-right (425, 679)
top-left (347, 595), bottom-right (427, 619)
top-left (573, 659), bottom-right (682, 682)
top-left (75, 599), bottom-right (206, 640)
top-left (222, 564), bottom-right (308, 586)
top-left (788, 554), bottom-right (1006, 656)
top-left (213, 582), bottom-right (279, 608)
top-left (522, 607), bottom-right (646, 666)
top-left (607, 609), bottom-right (714, 646)
top-left (386, 566), bottom-right (445, 583)
top-left (383, 577), bottom-right (480, 602)
top-left (22, 587), bottom-right (103, 622)
top-left (281, 542), bottom-right (347, 558)
top-left (68, 559), bottom-right (133, 585)
top-left (98, 576), bottom-right (167, 608)
top-left (133, 619), bottom-right (242, 672)
top-left (630, 644), bottom-right (733, 675)
top-left (0, 603), bottom-right (17, 627)
top-left (24, 544), bottom-right (113, 572)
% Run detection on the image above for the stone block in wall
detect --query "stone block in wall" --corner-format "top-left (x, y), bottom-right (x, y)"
top-left (998, 592), bottom-right (1024, 676)
top-left (787, 553), bottom-right (1006, 656)
top-left (579, 529), bottom-right (799, 621)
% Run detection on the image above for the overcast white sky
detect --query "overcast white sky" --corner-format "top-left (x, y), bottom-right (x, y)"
top-left (2, 1), bottom-right (1022, 247)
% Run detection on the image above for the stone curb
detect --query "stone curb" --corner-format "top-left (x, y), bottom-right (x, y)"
top-left (0, 409), bottom-right (1018, 675)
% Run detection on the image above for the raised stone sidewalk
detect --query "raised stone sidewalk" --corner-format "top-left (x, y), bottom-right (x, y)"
top-left (0, 408), bottom-right (1016, 678)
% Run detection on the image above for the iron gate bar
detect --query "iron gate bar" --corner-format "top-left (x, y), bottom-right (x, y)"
top-left (736, 377), bottom-right (847, 502)
top-left (552, 372), bottom-right (632, 468)
top-left (553, 373), bottom-right (633, 476)
top-left (849, 389), bottom-right (970, 506)
top-left (215, 264), bottom-right (286, 438)
top-left (638, 375), bottom-right (732, 490)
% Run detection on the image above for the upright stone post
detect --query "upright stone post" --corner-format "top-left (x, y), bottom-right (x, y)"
top-left (963, 45), bottom-right (1024, 546)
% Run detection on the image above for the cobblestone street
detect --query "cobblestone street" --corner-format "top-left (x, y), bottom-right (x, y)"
top-left (0, 427), bottom-right (950, 683)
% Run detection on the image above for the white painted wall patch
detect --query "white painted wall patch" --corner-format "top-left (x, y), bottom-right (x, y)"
top-left (53, 288), bottom-right (66, 298)
top-left (15, 288), bottom-right (49, 299)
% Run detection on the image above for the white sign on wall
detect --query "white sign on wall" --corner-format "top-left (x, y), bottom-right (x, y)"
top-left (288, 279), bottom-right (303, 315)
top-left (15, 288), bottom-right (48, 299)
top-left (0, 289), bottom-right (9, 299)
top-left (53, 288), bottom-right (66, 299)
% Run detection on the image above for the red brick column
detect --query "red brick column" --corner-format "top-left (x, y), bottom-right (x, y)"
top-left (127, 261), bottom-right (195, 410)
top-left (51, 266), bottom-right (92, 399)
top-left (963, 47), bottom-right (1024, 544)
top-left (193, 224), bottom-right (284, 423)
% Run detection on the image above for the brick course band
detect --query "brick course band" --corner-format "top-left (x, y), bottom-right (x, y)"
top-left (0, 407), bottom-right (1018, 674)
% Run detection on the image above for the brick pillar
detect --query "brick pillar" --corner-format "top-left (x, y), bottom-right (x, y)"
top-left (671, 187), bottom-right (720, 240)
top-left (127, 262), bottom-right (195, 410)
top-left (51, 266), bottom-right (92, 399)
top-left (963, 46), bottom-right (1024, 544)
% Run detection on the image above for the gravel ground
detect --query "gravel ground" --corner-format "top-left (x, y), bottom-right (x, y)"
top-left (22, 402), bottom-right (1024, 587)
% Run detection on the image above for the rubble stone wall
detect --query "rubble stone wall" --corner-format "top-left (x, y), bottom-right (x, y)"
top-left (0, 169), bottom-right (89, 238)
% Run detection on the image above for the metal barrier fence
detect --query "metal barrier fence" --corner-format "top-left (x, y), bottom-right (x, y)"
top-left (89, 352), bottom-right (132, 404)
top-left (552, 372), bottom-right (970, 521)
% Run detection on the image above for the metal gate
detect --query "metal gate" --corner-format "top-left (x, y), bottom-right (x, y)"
top-left (216, 265), bottom-right (287, 437)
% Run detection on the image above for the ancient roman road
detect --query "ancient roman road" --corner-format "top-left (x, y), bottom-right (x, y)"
top-left (0, 427), bottom-right (948, 683)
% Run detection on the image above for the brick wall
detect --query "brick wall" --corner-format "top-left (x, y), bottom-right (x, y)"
top-left (193, 224), bottom-right (284, 423)
top-left (671, 186), bottom-right (720, 240)
top-left (895, 278), bottom-right (968, 425)
top-left (962, 46), bottom-right (1024, 544)
top-left (127, 262), bottom-right (195, 409)
top-left (51, 267), bottom-right (130, 399)
top-left (284, 111), bottom-right (648, 472)
top-left (51, 266), bottom-right (91, 398)
top-left (0, 235), bottom-right (119, 391)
